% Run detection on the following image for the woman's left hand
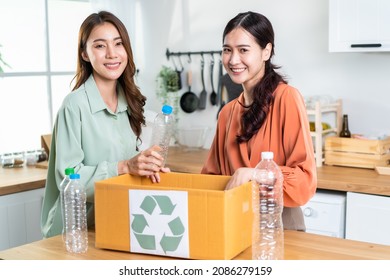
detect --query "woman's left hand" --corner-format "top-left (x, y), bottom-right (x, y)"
top-left (148, 166), bottom-right (171, 183)
top-left (225, 167), bottom-right (254, 190)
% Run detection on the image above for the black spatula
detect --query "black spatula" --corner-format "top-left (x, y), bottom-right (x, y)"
top-left (198, 58), bottom-right (207, 110)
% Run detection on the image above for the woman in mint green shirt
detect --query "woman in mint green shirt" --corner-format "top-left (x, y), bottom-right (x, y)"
top-left (41, 11), bottom-right (169, 238)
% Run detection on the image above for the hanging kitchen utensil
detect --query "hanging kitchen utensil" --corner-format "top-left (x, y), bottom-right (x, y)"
top-left (198, 54), bottom-right (207, 110)
top-left (215, 58), bottom-right (223, 107)
top-left (216, 85), bottom-right (227, 119)
top-left (209, 54), bottom-right (217, 106)
top-left (171, 55), bottom-right (183, 90)
top-left (180, 69), bottom-right (199, 113)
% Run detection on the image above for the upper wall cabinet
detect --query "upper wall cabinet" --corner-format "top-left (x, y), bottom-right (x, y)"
top-left (329, 0), bottom-right (390, 52)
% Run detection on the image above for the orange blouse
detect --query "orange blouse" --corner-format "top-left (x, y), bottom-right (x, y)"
top-left (201, 83), bottom-right (317, 207)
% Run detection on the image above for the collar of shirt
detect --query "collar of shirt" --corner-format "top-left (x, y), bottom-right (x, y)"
top-left (84, 75), bottom-right (128, 115)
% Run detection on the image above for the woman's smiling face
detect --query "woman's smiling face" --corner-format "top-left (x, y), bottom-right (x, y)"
top-left (222, 27), bottom-right (271, 92)
top-left (82, 22), bottom-right (128, 84)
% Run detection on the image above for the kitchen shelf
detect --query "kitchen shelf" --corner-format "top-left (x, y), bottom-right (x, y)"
top-left (306, 99), bottom-right (342, 167)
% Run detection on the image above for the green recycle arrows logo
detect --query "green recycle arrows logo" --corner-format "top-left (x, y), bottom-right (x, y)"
top-left (131, 195), bottom-right (185, 253)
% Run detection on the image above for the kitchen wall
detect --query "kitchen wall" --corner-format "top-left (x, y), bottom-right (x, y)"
top-left (125, 0), bottom-right (390, 147)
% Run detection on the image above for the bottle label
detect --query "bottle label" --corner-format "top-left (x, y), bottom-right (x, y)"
top-left (129, 189), bottom-right (189, 258)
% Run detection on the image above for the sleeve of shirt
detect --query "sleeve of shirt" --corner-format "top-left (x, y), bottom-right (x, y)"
top-left (278, 88), bottom-right (317, 207)
top-left (54, 102), bottom-right (118, 203)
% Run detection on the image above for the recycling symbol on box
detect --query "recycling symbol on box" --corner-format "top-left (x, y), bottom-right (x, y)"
top-left (129, 190), bottom-right (189, 256)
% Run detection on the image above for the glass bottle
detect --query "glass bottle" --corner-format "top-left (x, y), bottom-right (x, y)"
top-left (339, 114), bottom-right (351, 138)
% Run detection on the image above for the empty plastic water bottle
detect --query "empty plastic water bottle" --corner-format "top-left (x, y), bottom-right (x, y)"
top-left (63, 173), bottom-right (88, 253)
top-left (59, 167), bottom-right (74, 241)
top-left (251, 151), bottom-right (284, 260)
top-left (150, 104), bottom-right (174, 166)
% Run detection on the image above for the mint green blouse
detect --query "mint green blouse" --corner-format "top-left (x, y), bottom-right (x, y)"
top-left (41, 75), bottom-right (138, 238)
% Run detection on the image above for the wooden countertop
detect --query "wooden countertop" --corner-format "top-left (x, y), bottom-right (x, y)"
top-left (0, 165), bottom-right (47, 196)
top-left (0, 230), bottom-right (389, 260)
top-left (317, 165), bottom-right (390, 196)
top-left (1, 147), bottom-right (389, 197)
top-left (167, 147), bottom-right (209, 173)
top-left (167, 147), bottom-right (390, 196)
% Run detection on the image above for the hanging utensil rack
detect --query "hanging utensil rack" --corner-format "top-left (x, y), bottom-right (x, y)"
top-left (166, 48), bottom-right (222, 60)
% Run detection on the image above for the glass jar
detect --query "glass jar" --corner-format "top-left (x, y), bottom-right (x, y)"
top-left (36, 148), bottom-right (48, 162)
top-left (1, 153), bottom-right (14, 168)
top-left (25, 150), bottom-right (38, 166)
top-left (12, 152), bottom-right (25, 167)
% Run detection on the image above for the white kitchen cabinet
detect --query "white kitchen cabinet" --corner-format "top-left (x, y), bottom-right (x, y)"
top-left (329, 0), bottom-right (390, 52)
top-left (306, 99), bottom-right (342, 167)
top-left (301, 190), bottom-right (346, 238)
top-left (346, 192), bottom-right (390, 245)
top-left (0, 188), bottom-right (44, 251)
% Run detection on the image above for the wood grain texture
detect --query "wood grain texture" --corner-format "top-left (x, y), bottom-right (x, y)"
top-left (0, 166), bottom-right (47, 196)
top-left (0, 230), bottom-right (389, 260)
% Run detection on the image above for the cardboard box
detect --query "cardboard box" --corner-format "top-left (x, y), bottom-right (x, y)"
top-left (94, 172), bottom-right (252, 260)
top-left (325, 136), bottom-right (390, 169)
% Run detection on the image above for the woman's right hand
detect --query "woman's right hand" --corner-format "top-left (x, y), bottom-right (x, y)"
top-left (118, 145), bottom-right (170, 182)
top-left (225, 167), bottom-right (254, 190)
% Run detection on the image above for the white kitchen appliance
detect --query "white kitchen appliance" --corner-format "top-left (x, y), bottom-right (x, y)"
top-left (301, 190), bottom-right (346, 238)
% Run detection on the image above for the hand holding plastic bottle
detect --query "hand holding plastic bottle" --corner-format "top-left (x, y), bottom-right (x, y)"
top-left (118, 145), bottom-right (171, 183)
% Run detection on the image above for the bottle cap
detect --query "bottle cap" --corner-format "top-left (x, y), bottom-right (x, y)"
top-left (162, 105), bottom-right (173, 115)
top-left (69, 173), bottom-right (80, 180)
top-left (65, 167), bottom-right (75, 176)
top-left (261, 151), bottom-right (274, 160)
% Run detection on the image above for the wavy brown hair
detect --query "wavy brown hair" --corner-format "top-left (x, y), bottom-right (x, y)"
top-left (223, 11), bottom-right (287, 143)
top-left (72, 11), bottom-right (146, 148)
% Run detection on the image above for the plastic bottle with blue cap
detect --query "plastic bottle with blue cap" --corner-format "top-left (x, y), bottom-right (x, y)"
top-left (151, 104), bottom-right (174, 166)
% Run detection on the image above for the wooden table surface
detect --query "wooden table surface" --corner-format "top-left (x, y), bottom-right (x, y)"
top-left (0, 230), bottom-right (389, 260)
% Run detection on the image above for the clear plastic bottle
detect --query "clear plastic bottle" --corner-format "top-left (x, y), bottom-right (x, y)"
top-left (251, 151), bottom-right (284, 260)
top-left (63, 173), bottom-right (88, 253)
top-left (150, 104), bottom-right (174, 166)
top-left (59, 167), bottom-right (75, 241)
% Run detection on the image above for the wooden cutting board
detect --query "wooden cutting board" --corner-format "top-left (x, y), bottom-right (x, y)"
top-left (35, 161), bottom-right (49, 169)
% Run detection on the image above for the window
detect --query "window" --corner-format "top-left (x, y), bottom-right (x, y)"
top-left (0, 0), bottom-right (92, 154)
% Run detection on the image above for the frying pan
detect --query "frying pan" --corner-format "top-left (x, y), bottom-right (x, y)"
top-left (180, 70), bottom-right (199, 113)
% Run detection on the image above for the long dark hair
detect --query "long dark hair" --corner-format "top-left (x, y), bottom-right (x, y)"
top-left (72, 11), bottom-right (146, 146)
top-left (223, 11), bottom-right (287, 143)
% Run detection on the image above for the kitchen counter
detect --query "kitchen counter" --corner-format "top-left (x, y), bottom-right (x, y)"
top-left (0, 165), bottom-right (47, 196)
top-left (167, 147), bottom-right (390, 196)
top-left (0, 229), bottom-right (389, 260)
top-left (1, 147), bottom-right (389, 197)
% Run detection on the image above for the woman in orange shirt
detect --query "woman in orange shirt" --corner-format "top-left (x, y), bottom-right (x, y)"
top-left (201, 11), bottom-right (316, 230)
